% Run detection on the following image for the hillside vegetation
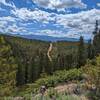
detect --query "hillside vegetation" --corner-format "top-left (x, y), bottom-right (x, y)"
top-left (0, 21), bottom-right (100, 100)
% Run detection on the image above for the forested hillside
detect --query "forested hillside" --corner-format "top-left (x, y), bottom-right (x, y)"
top-left (0, 36), bottom-right (17, 96)
top-left (0, 21), bottom-right (100, 99)
top-left (3, 35), bottom-right (81, 85)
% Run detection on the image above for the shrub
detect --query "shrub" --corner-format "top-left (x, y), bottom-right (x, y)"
top-left (35, 68), bottom-right (82, 88)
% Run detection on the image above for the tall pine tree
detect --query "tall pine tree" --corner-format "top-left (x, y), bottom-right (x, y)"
top-left (0, 36), bottom-right (17, 96)
top-left (93, 20), bottom-right (100, 55)
top-left (77, 36), bottom-right (86, 68)
top-left (87, 39), bottom-right (95, 59)
top-left (93, 20), bottom-right (99, 35)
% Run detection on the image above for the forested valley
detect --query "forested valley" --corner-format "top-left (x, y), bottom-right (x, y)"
top-left (0, 21), bottom-right (100, 100)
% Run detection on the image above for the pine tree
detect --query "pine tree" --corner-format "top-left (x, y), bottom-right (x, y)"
top-left (93, 20), bottom-right (98, 35)
top-left (16, 64), bottom-right (26, 86)
top-left (87, 39), bottom-right (95, 59)
top-left (55, 54), bottom-right (62, 70)
top-left (93, 30), bottom-right (100, 55)
top-left (0, 36), bottom-right (17, 96)
top-left (65, 54), bottom-right (73, 70)
top-left (27, 57), bottom-right (36, 83)
top-left (33, 51), bottom-right (44, 80)
top-left (93, 20), bottom-right (100, 55)
top-left (77, 36), bottom-right (86, 68)
top-left (16, 51), bottom-right (26, 86)
top-left (24, 57), bottom-right (29, 84)
top-left (44, 54), bottom-right (53, 74)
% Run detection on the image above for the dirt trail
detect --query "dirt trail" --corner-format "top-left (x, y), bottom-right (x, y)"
top-left (54, 83), bottom-right (77, 93)
top-left (47, 43), bottom-right (53, 61)
top-left (54, 83), bottom-right (88, 100)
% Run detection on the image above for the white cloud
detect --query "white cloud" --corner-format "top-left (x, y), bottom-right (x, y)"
top-left (0, 0), bottom-right (15, 8)
top-left (11, 8), bottom-right (55, 22)
top-left (32, 0), bottom-right (87, 11)
top-left (0, 7), bottom-right (6, 11)
top-left (0, 21), bottom-right (8, 33)
top-left (0, 3), bottom-right (100, 40)
top-left (0, 16), bottom-right (16, 22)
top-left (56, 9), bottom-right (100, 35)
top-left (29, 29), bottom-right (92, 39)
top-left (0, 16), bottom-right (16, 31)
top-left (7, 24), bottom-right (25, 33)
top-left (28, 29), bottom-right (67, 37)
top-left (97, 3), bottom-right (100, 7)
top-left (0, 16), bottom-right (25, 33)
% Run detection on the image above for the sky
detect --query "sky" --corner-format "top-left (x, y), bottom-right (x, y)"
top-left (0, 0), bottom-right (100, 40)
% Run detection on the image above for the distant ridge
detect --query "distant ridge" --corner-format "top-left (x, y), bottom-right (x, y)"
top-left (10, 34), bottom-right (80, 42)
top-left (0, 33), bottom-right (89, 42)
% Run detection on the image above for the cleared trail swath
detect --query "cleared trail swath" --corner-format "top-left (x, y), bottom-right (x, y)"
top-left (47, 43), bottom-right (53, 62)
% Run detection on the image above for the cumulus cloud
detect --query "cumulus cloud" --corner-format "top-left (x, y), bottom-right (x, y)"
top-left (11, 8), bottom-right (55, 23)
top-left (6, 24), bottom-right (27, 33)
top-left (0, 7), bottom-right (6, 11)
top-left (57, 9), bottom-right (100, 34)
top-left (38, 29), bottom-right (66, 37)
top-left (0, 15), bottom-right (29, 34)
top-left (10, 7), bottom-right (100, 39)
top-left (32, 0), bottom-right (87, 11)
top-left (0, 0), bottom-right (15, 8)
top-left (0, 0), bottom-right (99, 40)
top-left (97, 3), bottom-right (100, 7)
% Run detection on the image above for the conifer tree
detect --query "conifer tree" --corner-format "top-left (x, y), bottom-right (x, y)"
top-left (27, 57), bottom-right (37, 83)
top-left (0, 36), bottom-right (17, 96)
top-left (16, 63), bottom-right (26, 86)
top-left (16, 51), bottom-right (26, 86)
top-left (93, 20), bottom-right (99, 35)
top-left (93, 20), bottom-right (100, 55)
top-left (44, 54), bottom-right (52, 74)
top-left (87, 39), bottom-right (95, 59)
top-left (77, 36), bottom-right (86, 68)
top-left (93, 30), bottom-right (100, 55)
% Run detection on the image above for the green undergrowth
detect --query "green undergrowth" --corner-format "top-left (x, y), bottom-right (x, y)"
top-left (14, 68), bottom-right (83, 96)
top-left (2, 57), bottom-right (100, 99)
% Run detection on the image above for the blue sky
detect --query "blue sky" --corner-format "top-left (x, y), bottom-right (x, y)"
top-left (0, 0), bottom-right (100, 40)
